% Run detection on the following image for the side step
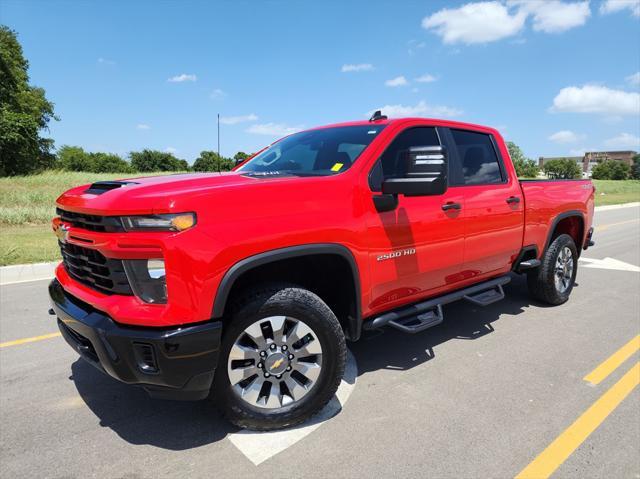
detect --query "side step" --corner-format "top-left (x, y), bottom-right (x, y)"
top-left (516, 259), bottom-right (541, 272)
top-left (363, 275), bottom-right (511, 333)
top-left (388, 305), bottom-right (443, 334)
top-left (463, 285), bottom-right (505, 306)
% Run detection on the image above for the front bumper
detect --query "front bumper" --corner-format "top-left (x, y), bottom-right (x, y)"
top-left (49, 279), bottom-right (222, 400)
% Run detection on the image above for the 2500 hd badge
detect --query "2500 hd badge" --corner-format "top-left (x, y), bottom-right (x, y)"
top-left (377, 248), bottom-right (416, 261)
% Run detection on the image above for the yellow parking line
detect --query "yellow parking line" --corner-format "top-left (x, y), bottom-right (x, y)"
top-left (515, 362), bottom-right (640, 479)
top-left (0, 332), bottom-right (61, 348)
top-left (584, 335), bottom-right (640, 385)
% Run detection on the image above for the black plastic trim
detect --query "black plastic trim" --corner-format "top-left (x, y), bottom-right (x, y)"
top-left (543, 210), bottom-right (585, 255)
top-left (212, 244), bottom-right (363, 341)
top-left (512, 245), bottom-right (539, 272)
top-left (49, 279), bottom-right (221, 400)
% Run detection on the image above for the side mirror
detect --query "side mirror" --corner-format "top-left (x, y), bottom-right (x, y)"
top-left (382, 145), bottom-right (447, 197)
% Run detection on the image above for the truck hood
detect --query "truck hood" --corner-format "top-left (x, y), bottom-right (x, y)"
top-left (56, 172), bottom-right (302, 215)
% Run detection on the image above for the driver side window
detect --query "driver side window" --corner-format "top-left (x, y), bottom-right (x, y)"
top-left (369, 127), bottom-right (440, 191)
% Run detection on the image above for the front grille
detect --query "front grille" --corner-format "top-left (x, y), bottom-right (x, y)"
top-left (56, 208), bottom-right (124, 232)
top-left (59, 241), bottom-right (133, 295)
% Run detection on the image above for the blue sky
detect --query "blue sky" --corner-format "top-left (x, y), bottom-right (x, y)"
top-left (3, 0), bottom-right (639, 162)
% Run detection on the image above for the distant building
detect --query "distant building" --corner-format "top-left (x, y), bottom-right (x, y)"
top-left (538, 150), bottom-right (637, 178)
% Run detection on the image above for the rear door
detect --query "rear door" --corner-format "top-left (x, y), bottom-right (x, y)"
top-left (444, 128), bottom-right (523, 276)
top-left (364, 126), bottom-right (465, 313)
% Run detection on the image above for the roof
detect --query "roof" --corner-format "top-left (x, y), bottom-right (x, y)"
top-left (311, 117), bottom-right (503, 136)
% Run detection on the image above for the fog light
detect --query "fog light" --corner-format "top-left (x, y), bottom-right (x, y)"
top-left (123, 259), bottom-right (167, 303)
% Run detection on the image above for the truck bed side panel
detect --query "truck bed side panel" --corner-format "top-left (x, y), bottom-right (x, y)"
top-left (520, 180), bottom-right (595, 256)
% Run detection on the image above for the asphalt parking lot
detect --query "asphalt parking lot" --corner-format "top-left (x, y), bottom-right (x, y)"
top-left (1, 205), bottom-right (639, 479)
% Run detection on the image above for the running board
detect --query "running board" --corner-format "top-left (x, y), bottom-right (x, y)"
top-left (363, 275), bottom-right (511, 332)
top-left (463, 285), bottom-right (505, 306)
top-left (516, 259), bottom-right (541, 272)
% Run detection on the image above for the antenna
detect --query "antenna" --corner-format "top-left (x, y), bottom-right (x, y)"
top-left (369, 110), bottom-right (387, 122)
top-left (217, 113), bottom-right (221, 173)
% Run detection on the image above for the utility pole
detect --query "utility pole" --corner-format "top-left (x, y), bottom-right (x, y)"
top-left (217, 113), bottom-right (221, 173)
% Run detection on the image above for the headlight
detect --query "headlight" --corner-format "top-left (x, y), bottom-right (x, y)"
top-left (123, 259), bottom-right (167, 304)
top-left (121, 213), bottom-right (196, 232)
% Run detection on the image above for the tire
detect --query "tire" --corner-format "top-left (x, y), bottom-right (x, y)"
top-left (213, 283), bottom-right (346, 430)
top-left (527, 234), bottom-right (578, 305)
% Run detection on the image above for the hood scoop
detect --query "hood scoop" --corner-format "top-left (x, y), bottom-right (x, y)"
top-left (85, 180), bottom-right (139, 195)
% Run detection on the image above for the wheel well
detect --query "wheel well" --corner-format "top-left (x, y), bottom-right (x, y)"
top-left (549, 215), bottom-right (584, 252)
top-left (224, 254), bottom-right (358, 338)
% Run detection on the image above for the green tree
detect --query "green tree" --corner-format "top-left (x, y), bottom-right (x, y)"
top-left (506, 141), bottom-right (539, 178)
top-left (57, 145), bottom-right (93, 171)
top-left (233, 151), bottom-right (250, 164)
top-left (591, 160), bottom-right (631, 180)
top-left (0, 26), bottom-right (57, 176)
top-left (631, 154), bottom-right (640, 180)
top-left (89, 152), bottom-right (134, 173)
top-left (192, 151), bottom-right (234, 172)
top-left (543, 158), bottom-right (582, 179)
top-left (130, 149), bottom-right (183, 172)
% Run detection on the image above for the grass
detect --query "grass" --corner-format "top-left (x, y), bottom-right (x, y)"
top-left (592, 179), bottom-right (640, 206)
top-left (0, 172), bottom-right (638, 266)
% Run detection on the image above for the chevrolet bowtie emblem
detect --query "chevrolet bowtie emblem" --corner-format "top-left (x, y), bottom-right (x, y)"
top-left (271, 358), bottom-right (285, 370)
top-left (55, 224), bottom-right (70, 244)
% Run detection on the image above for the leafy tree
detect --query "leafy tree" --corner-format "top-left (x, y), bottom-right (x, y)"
top-left (632, 154), bottom-right (640, 180)
top-left (57, 145), bottom-right (93, 171)
top-left (543, 158), bottom-right (582, 179)
top-left (130, 149), bottom-right (183, 172)
top-left (506, 141), bottom-right (539, 178)
top-left (192, 151), bottom-right (234, 172)
top-left (177, 159), bottom-right (190, 171)
top-left (0, 26), bottom-right (57, 176)
top-left (90, 152), bottom-right (134, 173)
top-left (233, 151), bottom-right (250, 164)
top-left (591, 160), bottom-right (631, 180)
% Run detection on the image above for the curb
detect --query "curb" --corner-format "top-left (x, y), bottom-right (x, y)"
top-left (594, 202), bottom-right (639, 212)
top-left (1, 202), bottom-right (638, 286)
top-left (0, 262), bottom-right (58, 286)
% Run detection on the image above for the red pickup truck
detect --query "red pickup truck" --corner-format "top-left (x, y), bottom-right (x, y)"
top-left (49, 113), bottom-right (595, 430)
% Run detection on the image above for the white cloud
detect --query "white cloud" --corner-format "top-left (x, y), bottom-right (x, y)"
top-left (210, 88), bottom-right (226, 99)
top-left (165, 147), bottom-right (178, 154)
top-left (510, 1), bottom-right (590, 33)
top-left (603, 132), bottom-right (640, 149)
top-left (341, 63), bottom-right (374, 72)
top-left (167, 73), bottom-right (197, 83)
top-left (136, 123), bottom-right (151, 130)
top-left (369, 100), bottom-right (462, 118)
top-left (97, 57), bottom-right (115, 65)
top-left (220, 113), bottom-right (258, 125)
top-left (600, 0), bottom-right (640, 17)
top-left (385, 76), bottom-right (408, 87)
top-left (549, 130), bottom-right (585, 143)
top-left (551, 85), bottom-right (640, 115)
top-left (246, 122), bottom-right (304, 136)
top-left (626, 71), bottom-right (640, 86)
top-left (415, 74), bottom-right (437, 83)
top-left (422, 1), bottom-right (527, 44)
top-left (407, 40), bottom-right (426, 55)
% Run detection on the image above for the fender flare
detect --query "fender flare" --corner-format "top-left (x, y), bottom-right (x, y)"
top-left (211, 243), bottom-right (363, 341)
top-left (543, 210), bottom-right (585, 255)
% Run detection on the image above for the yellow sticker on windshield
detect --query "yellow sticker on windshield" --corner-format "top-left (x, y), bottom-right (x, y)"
top-left (331, 163), bottom-right (344, 172)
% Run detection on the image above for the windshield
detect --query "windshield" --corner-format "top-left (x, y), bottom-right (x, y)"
top-left (238, 125), bottom-right (386, 176)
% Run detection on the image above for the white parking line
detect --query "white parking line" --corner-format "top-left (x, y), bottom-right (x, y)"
top-left (227, 349), bottom-right (358, 466)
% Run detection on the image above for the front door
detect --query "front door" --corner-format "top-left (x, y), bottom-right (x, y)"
top-left (364, 126), bottom-right (465, 314)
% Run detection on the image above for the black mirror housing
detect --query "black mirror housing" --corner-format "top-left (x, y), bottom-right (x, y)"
top-left (382, 145), bottom-right (447, 197)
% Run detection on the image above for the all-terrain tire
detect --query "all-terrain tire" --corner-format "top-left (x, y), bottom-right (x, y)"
top-left (213, 283), bottom-right (346, 430)
top-left (527, 234), bottom-right (578, 305)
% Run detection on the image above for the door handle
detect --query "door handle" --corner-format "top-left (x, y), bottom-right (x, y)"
top-left (506, 196), bottom-right (521, 204)
top-left (441, 202), bottom-right (462, 211)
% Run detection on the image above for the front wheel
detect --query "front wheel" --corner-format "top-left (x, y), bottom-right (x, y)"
top-left (527, 234), bottom-right (578, 305)
top-left (214, 284), bottom-right (346, 430)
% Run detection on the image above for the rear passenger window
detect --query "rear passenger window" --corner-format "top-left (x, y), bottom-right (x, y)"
top-left (450, 129), bottom-right (504, 185)
top-left (369, 127), bottom-right (440, 191)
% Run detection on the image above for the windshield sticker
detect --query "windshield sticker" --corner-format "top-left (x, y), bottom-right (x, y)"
top-left (368, 130), bottom-right (378, 134)
top-left (331, 163), bottom-right (344, 172)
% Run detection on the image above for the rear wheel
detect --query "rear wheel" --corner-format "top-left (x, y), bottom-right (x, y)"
top-left (527, 234), bottom-right (578, 305)
top-left (214, 284), bottom-right (346, 430)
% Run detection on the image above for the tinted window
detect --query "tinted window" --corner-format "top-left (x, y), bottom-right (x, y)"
top-left (239, 125), bottom-right (385, 176)
top-left (370, 127), bottom-right (440, 190)
top-left (450, 129), bottom-right (503, 185)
